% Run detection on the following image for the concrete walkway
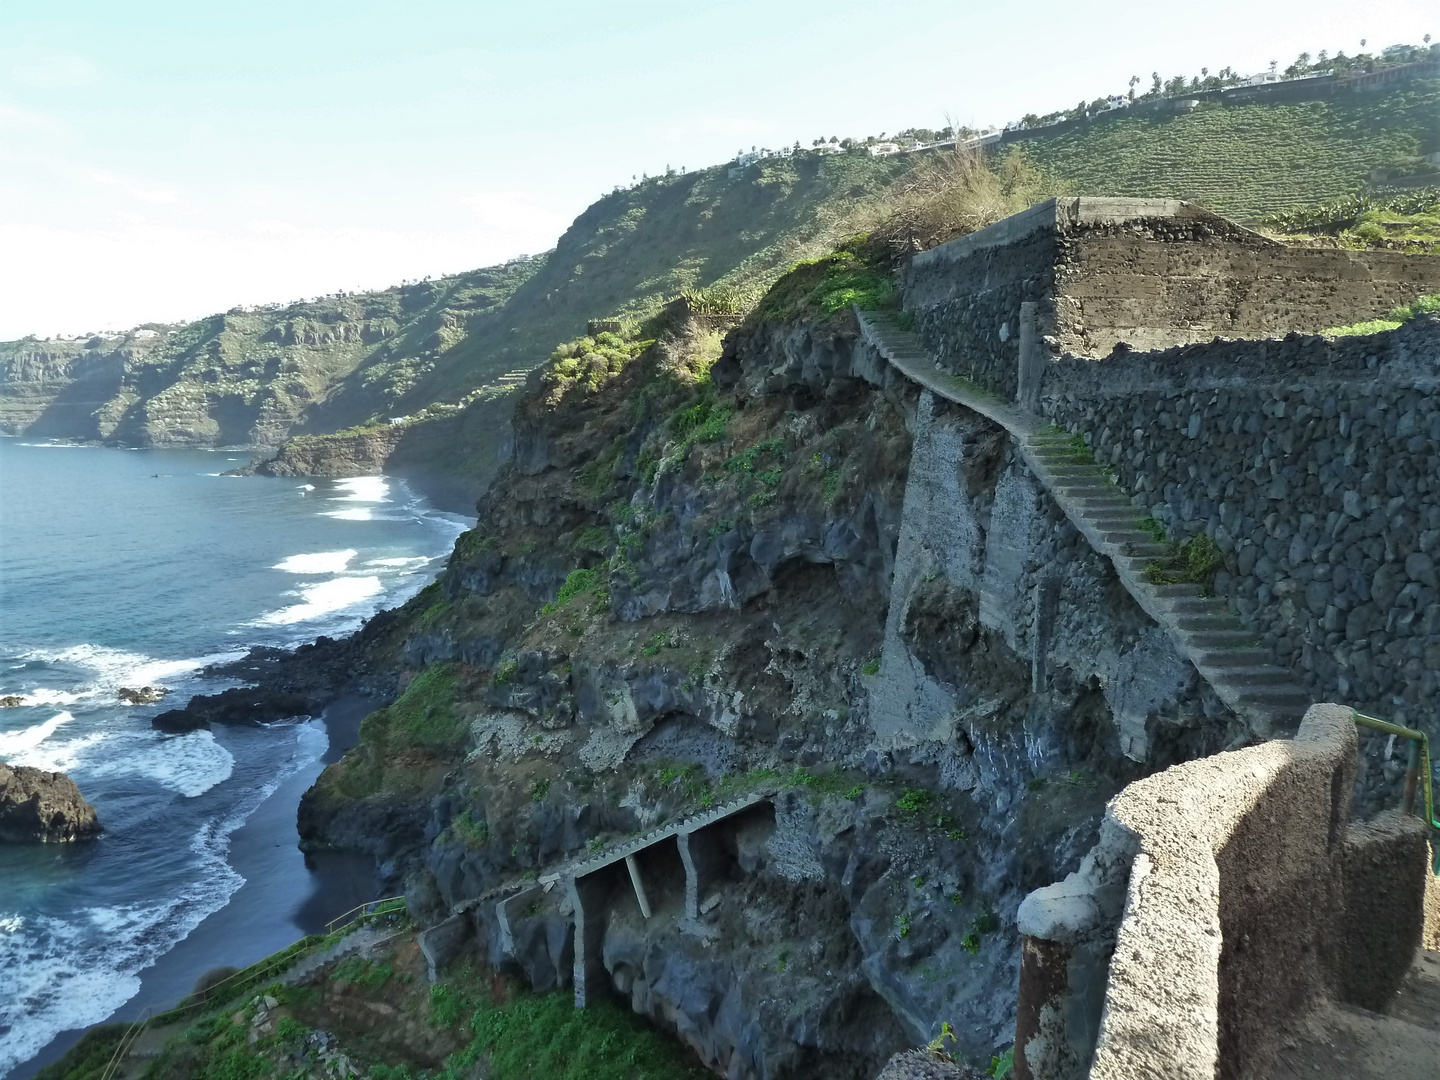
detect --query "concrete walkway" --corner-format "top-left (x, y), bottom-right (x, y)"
top-left (1273, 950), bottom-right (1440, 1079)
top-left (857, 310), bottom-right (1311, 740)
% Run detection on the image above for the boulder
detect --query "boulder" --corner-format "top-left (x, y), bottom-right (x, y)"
top-left (874, 1050), bottom-right (984, 1080)
top-left (0, 695), bottom-right (23, 708)
top-left (118, 686), bottom-right (168, 705)
top-left (0, 763), bottom-right (101, 843)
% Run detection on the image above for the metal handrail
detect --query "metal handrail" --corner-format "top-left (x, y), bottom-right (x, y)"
top-left (1352, 710), bottom-right (1439, 868)
top-left (97, 895), bottom-right (407, 1080)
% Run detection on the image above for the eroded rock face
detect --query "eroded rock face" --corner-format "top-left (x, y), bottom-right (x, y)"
top-left (0, 763), bottom-right (101, 843)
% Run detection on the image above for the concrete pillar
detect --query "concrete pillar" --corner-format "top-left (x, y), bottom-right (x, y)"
top-left (1015, 935), bottom-right (1070, 1080)
top-left (625, 854), bottom-right (652, 919)
top-left (1016, 301), bottom-right (1044, 412)
top-left (567, 873), bottom-right (610, 1009)
top-left (417, 913), bottom-right (470, 985)
top-left (678, 828), bottom-right (729, 922)
top-left (495, 886), bottom-right (542, 959)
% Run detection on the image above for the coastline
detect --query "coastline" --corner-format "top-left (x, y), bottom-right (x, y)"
top-left (9, 696), bottom-right (379, 1080)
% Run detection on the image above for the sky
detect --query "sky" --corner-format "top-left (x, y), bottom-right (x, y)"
top-left (0, 0), bottom-right (1434, 340)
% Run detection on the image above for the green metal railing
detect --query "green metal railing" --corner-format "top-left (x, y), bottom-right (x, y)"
top-left (1352, 710), bottom-right (1439, 874)
top-left (97, 895), bottom-right (405, 1080)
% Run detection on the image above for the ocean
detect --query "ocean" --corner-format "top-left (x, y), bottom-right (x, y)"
top-left (0, 440), bottom-right (466, 1077)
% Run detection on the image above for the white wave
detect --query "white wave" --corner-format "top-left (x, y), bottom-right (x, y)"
top-left (366, 556), bottom-right (431, 567)
top-left (85, 731), bottom-right (235, 797)
top-left (0, 722), bottom-right (328, 1075)
top-left (7, 729), bottom-right (108, 773)
top-left (298, 483), bottom-right (315, 492)
top-left (256, 575), bottom-right (384, 626)
top-left (321, 507), bottom-right (374, 521)
top-left (0, 687), bottom-right (81, 706)
top-left (17, 644), bottom-right (243, 696)
top-left (0, 712), bottom-right (74, 757)
top-left (331, 476), bottom-right (388, 503)
top-left (272, 549), bottom-right (357, 574)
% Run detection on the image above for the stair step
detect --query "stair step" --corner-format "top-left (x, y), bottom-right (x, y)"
top-left (1180, 629), bottom-right (1261, 648)
top-left (1204, 665), bottom-right (1297, 686)
top-left (1193, 646), bottom-right (1273, 667)
top-left (1233, 685), bottom-right (1312, 707)
top-left (1171, 612), bottom-right (1242, 632)
top-left (1151, 583), bottom-right (1204, 599)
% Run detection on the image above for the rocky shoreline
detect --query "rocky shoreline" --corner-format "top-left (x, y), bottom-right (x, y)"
top-left (0, 763), bottom-right (101, 843)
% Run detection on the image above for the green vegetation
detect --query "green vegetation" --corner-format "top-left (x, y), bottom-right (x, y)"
top-left (860, 658), bottom-right (881, 676)
top-left (754, 235), bottom-right (896, 322)
top-left (364, 664), bottom-right (465, 750)
top-left (1144, 531), bottom-right (1225, 593)
top-left (334, 956), bottom-right (394, 990)
top-left (1262, 187), bottom-right (1440, 247)
top-left (452, 808), bottom-right (490, 848)
top-left (32, 1025), bottom-right (127, 1080)
top-left (421, 976), bottom-right (711, 1080)
top-left (1324, 291), bottom-right (1440, 336)
top-left (541, 568), bottom-right (603, 615)
top-left (1022, 80), bottom-right (1440, 219)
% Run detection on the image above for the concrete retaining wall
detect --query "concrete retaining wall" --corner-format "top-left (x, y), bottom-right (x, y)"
top-left (1015, 703), bottom-right (1435, 1080)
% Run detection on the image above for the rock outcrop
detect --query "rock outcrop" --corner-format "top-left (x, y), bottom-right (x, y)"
top-left (0, 763), bottom-right (101, 843)
top-left (118, 685), bottom-right (167, 705)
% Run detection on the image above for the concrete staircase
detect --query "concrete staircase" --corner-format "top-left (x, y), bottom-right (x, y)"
top-left (856, 311), bottom-right (1311, 740)
top-left (1274, 949), bottom-right (1440, 1080)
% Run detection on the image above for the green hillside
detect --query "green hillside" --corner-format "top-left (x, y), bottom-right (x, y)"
top-left (1022, 79), bottom-right (1440, 219)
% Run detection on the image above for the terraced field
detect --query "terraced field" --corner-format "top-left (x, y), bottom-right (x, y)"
top-left (1023, 79), bottom-right (1440, 220)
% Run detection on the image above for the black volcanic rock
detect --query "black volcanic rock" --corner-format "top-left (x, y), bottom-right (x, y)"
top-left (0, 763), bottom-right (101, 843)
top-left (152, 687), bottom-right (312, 731)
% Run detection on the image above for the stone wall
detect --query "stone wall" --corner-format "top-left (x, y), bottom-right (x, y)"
top-left (1015, 703), bottom-right (1435, 1080)
top-left (1035, 316), bottom-right (1440, 752)
top-left (903, 198), bottom-right (1440, 399)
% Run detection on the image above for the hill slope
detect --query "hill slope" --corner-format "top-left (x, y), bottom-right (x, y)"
top-left (1020, 78), bottom-right (1440, 219)
top-left (3, 75), bottom-right (1437, 509)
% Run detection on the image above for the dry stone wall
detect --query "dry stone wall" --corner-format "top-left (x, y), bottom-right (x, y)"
top-left (1036, 317), bottom-right (1440, 743)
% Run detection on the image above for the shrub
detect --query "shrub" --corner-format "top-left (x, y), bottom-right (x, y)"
top-left (540, 568), bottom-right (601, 615)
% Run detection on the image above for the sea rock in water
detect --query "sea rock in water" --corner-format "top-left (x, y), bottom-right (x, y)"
top-left (118, 685), bottom-right (168, 705)
top-left (0, 695), bottom-right (23, 707)
top-left (0, 763), bottom-right (101, 843)
top-left (152, 686), bottom-right (312, 732)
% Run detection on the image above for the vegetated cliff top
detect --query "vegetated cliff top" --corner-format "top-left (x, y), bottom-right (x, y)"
top-left (2, 75), bottom-right (1434, 458)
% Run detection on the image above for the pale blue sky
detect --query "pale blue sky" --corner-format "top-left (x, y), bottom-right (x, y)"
top-left (1, 0), bottom-right (1433, 338)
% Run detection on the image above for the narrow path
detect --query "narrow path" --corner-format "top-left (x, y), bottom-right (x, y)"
top-left (857, 310), bottom-right (1310, 740)
top-left (1272, 950), bottom-right (1440, 1080)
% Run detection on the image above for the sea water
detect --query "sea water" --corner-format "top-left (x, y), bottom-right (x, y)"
top-left (0, 440), bottom-right (466, 1076)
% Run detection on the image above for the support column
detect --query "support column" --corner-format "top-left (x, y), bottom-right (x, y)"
top-left (567, 874), bottom-right (610, 1009)
top-left (624, 854), bottom-right (652, 918)
top-left (678, 828), bottom-right (729, 922)
top-left (1016, 301), bottom-right (1044, 412)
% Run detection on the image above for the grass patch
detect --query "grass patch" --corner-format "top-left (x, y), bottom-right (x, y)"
top-left (1143, 531), bottom-right (1224, 593)
top-left (753, 235), bottom-right (896, 323)
top-left (541, 568), bottom-right (604, 615)
top-left (1324, 291), bottom-right (1440, 336)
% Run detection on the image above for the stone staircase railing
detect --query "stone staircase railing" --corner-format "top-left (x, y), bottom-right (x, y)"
top-left (856, 309), bottom-right (1311, 741)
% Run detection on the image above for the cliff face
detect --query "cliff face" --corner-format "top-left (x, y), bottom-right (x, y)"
top-left (0, 260), bottom-right (540, 448)
top-left (288, 280), bottom-right (1238, 1075)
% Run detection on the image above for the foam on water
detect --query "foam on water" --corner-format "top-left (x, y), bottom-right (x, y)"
top-left (0, 724), bottom-right (324, 1076)
top-left (0, 712), bottom-right (75, 757)
top-left (256, 575), bottom-right (384, 626)
top-left (366, 556), bottom-right (431, 567)
top-left (272, 549), bottom-right (357, 574)
top-left (331, 476), bottom-right (389, 503)
top-left (85, 731), bottom-right (236, 797)
top-left (321, 507), bottom-right (374, 521)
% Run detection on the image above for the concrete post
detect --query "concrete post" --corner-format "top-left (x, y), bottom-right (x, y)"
top-left (1031, 573), bottom-right (1059, 694)
top-left (678, 828), bottom-right (729, 922)
top-left (1015, 935), bottom-right (1072, 1080)
top-left (1016, 301), bottom-right (1043, 412)
top-left (624, 854), bottom-right (652, 919)
top-left (567, 874), bottom-right (610, 1009)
